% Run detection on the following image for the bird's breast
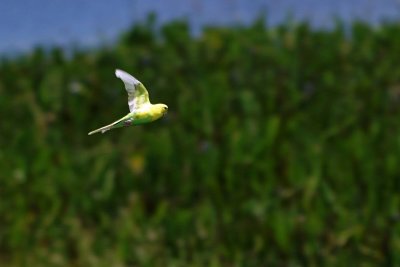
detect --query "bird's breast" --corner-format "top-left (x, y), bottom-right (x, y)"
top-left (133, 106), bottom-right (163, 124)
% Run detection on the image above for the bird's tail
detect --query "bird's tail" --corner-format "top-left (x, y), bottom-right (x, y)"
top-left (88, 114), bottom-right (131, 135)
top-left (88, 123), bottom-right (114, 135)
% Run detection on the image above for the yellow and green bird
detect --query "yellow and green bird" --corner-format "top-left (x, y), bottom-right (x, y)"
top-left (88, 69), bottom-right (168, 135)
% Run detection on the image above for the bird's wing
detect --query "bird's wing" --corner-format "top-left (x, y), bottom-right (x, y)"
top-left (115, 69), bottom-right (150, 112)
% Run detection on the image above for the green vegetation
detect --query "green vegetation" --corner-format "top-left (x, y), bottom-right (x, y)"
top-left (1, 18), bottom-right (400, 266)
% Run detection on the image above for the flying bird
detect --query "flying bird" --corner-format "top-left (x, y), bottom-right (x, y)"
top-left (88, 69), bottom-right (168, 135)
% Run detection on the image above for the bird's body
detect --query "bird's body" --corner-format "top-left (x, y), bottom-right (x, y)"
top-left (88, 69), bottom-right (168, 135)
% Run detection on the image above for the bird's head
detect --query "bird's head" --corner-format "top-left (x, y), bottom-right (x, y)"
top-left (155, 103), bottom-right (168, 115)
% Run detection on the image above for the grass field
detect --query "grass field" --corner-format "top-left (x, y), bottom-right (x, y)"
top-left (1, 18), bottom-right (400, 266)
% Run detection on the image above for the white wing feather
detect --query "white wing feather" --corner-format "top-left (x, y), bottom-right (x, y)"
top-left (115, 69), bottom-right (148, 112)
top-left (115, 69), bottom-right (140, 89)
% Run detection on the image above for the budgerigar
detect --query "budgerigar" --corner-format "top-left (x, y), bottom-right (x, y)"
top-left (88, 69), bottom-right (168, 135)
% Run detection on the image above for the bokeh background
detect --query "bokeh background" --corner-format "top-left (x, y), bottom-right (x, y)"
top-left (1, 1), bottom-right (400, 266)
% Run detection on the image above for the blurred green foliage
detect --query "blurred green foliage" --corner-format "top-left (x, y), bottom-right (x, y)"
top-left (1, 18), bottom-right (400, 266)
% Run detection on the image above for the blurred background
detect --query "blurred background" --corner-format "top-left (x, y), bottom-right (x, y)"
top-left (1, 0), bottom-right (400, 266)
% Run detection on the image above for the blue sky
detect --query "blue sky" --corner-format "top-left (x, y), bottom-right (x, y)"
top-left (1, 0), bottom-right (400, 54)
